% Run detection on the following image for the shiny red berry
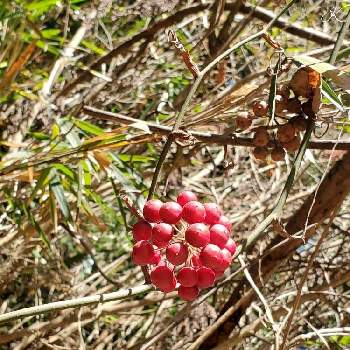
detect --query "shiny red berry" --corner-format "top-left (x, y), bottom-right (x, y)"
top-left (199, 244), bottom-right (224, 271)
top-left (196, 266), bottom-right (216, 288)
top-left (150, 250), bottom-right (161, 265)
top-left (159, 201), bottom-right (183, 224)
top-left (166, 243), bottom-right (188, 266)
top-left (132, 221), bottom-right (152, 241)
top-left (182, 201), bottom-right (206, 224)
top-left (177, 267), bottom-right (198, 287)
top-left (151, 264), bottom-right (177, 293)
top-left (178, 285), bottom-right (199, 301)
top-left (177, 190), bottom-right (198, 206)
top-left (152, 223), bottom-right (173, 244)
top-left (143, 199), bottom-right (162, 223)
top-left (204, 203), bottom-right (221, 225)
top-left (132, 241), bottom-right (155, 266)
top-left (224, 238), bottom-right (237, 255)
top-left (221, 248), bottom-right (232, 270)
top-left (210, 224), bottom-right (229, 249)
top-left (217, 215), bottom-right (232, 232)
top-left (185, 223), bottom-right (210, 248)
top-left (191, 255), bottom-right (202, 267)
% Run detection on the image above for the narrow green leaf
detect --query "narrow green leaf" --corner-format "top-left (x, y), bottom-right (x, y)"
top-left (74, 119), bottom-right (104, 136)
top-left (322, 79), bottom-right (345, 111)
top-left (29, 167), bottom-right (52, 202)
top-left (53, 163), bottom-right (75, 180)
top-left (50, 172), bottom-right (72, 221)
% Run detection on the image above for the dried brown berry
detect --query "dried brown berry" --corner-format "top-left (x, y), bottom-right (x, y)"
top-left (282, 136), bottom-right (300, 152)
top-left (253, 147), bottom-right (268, 161)
top-left (291, 115), bottom-right (307, 132)
top-left (290, 67), bottom-right (320, 98)
top-left (277, 123), bottom-right (296, 143)
top-left (275, 95), bottom-right (288, 114)
top-left (236, 114), bottom-right (252, 130)
top-left (252, 100), bottom-right (268, 117)
top-left (286, 98), bottom-right (302, 114)
top-left (277, 85), bottom-right (290, 99)
top-left (271, 147), bottom-right (286, 162)
top-left (253, 127), bottom-right (269, 147)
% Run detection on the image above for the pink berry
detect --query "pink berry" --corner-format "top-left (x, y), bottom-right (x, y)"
top-left (191, 255), bottom-right (202, 267)
top-left (178, 285), bottom-right (199, 301)
top-left (199, 244), bottom-right (224, 270)
top-left (185, 223), bottom-right (210, 248)
top-left (132, 241), bottom-right (155, 266)
top-left (210, 224), bottom-right (229, 249)
top-left (159, 202), bottom-right (183, 224)
top-left (182, 201), bottom-right (206, 224)
top-left (225, 238), bottom-right (237, 255)
top-left (197, 266), bottom-right (216, 288)
top-left (151, 264), bottom-right (177, 293)
top-left (217, 215), bottom-right (232, 232)
top-left (204, 203), bottom-right (221, 225)
top-left (150, 250), bottom-right (161, 265)
top-left (143, 199), bottom-right (162, 223)
top-left (177, 190), bottom-right (198, 206)
top-left (152, 239), bottom-right (169, 248)
top-left (132, 221), bottom-right (152, 241)
top-left (166, 243), bottom-right (188, 266)
top-left (152, 223), bottom-right (173, 243)
top-left (221, 248), bottom-right (232, 270)
top-left (177, 267), bottom-right (198, 287)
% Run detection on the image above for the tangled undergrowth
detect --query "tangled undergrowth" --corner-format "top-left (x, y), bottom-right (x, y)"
top-left (0, 0), bottom-right (350, 349)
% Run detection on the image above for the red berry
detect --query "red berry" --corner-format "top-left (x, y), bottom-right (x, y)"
top-left (177, 190), bottom-right (198, 206)
top-left (178, 285), bottom-right (199, 301)
top-left (151, 264), bottom-right (177, 293)
top-left (166, 243), bottom-right (188, 266)
top-left (132, 241), bottom-right (155, 266)
top-left (182, 201), bottom-right (206, 224)
top-left (221, 248), bottom-right (232, 270)
top-left (152, 223), bottom-right (173, 244)
top-left (197, 266), bottom-right (216, 288)
top-left (217, 215), bottom-right (232, 232)
top-left (143, 199), bottom-right (162, 223)
top-left (191, 255), bottom-right (202, 267)
top-left (204, 203), bottom-right (221, 225)
top-left (210, 224), bottom-right (229, 249)
top-left (177, 267), bottom-right (198, 287)
top-left (185, 223), bottom-right (210, 248)
top-left (152, 239), bottom-right (169, 248)
top-left (150, 250), bottom-right (161, 265)
top-left (159, 201), bottom-right (183, 224)
top-left (224, 238), bottom-right (237, 255)
top-left (132, 221), bottom-right (152, 241)
top-left (199, 244), bottom-right (224, 270)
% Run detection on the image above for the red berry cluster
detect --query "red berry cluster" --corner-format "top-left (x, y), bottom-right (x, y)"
top-left (131, 191), bottom-right (237, 301)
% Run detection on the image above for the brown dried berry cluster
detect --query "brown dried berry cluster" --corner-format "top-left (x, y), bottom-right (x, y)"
top-left (246, 84), bottom-right (310, 162)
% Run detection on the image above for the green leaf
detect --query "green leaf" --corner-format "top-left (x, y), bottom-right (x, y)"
top-left (74, 119), bottom-right (104, 136)
top-left (41, 29), bottom-right (61, 39)
top-left (82, 40), bottom-right (106, 56)
top-left (25, 0), bottom-right (60, 17)
top-left (29, 167), bottom-right (52, 202)
top-left (50, 171), bottom-right (72, 221)
top-left (322, 79), bottom-right (345, 111)
top-left (53, 163), bottom-right (75, 180)
top-left (51, 123), bottom-right (60, 140)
